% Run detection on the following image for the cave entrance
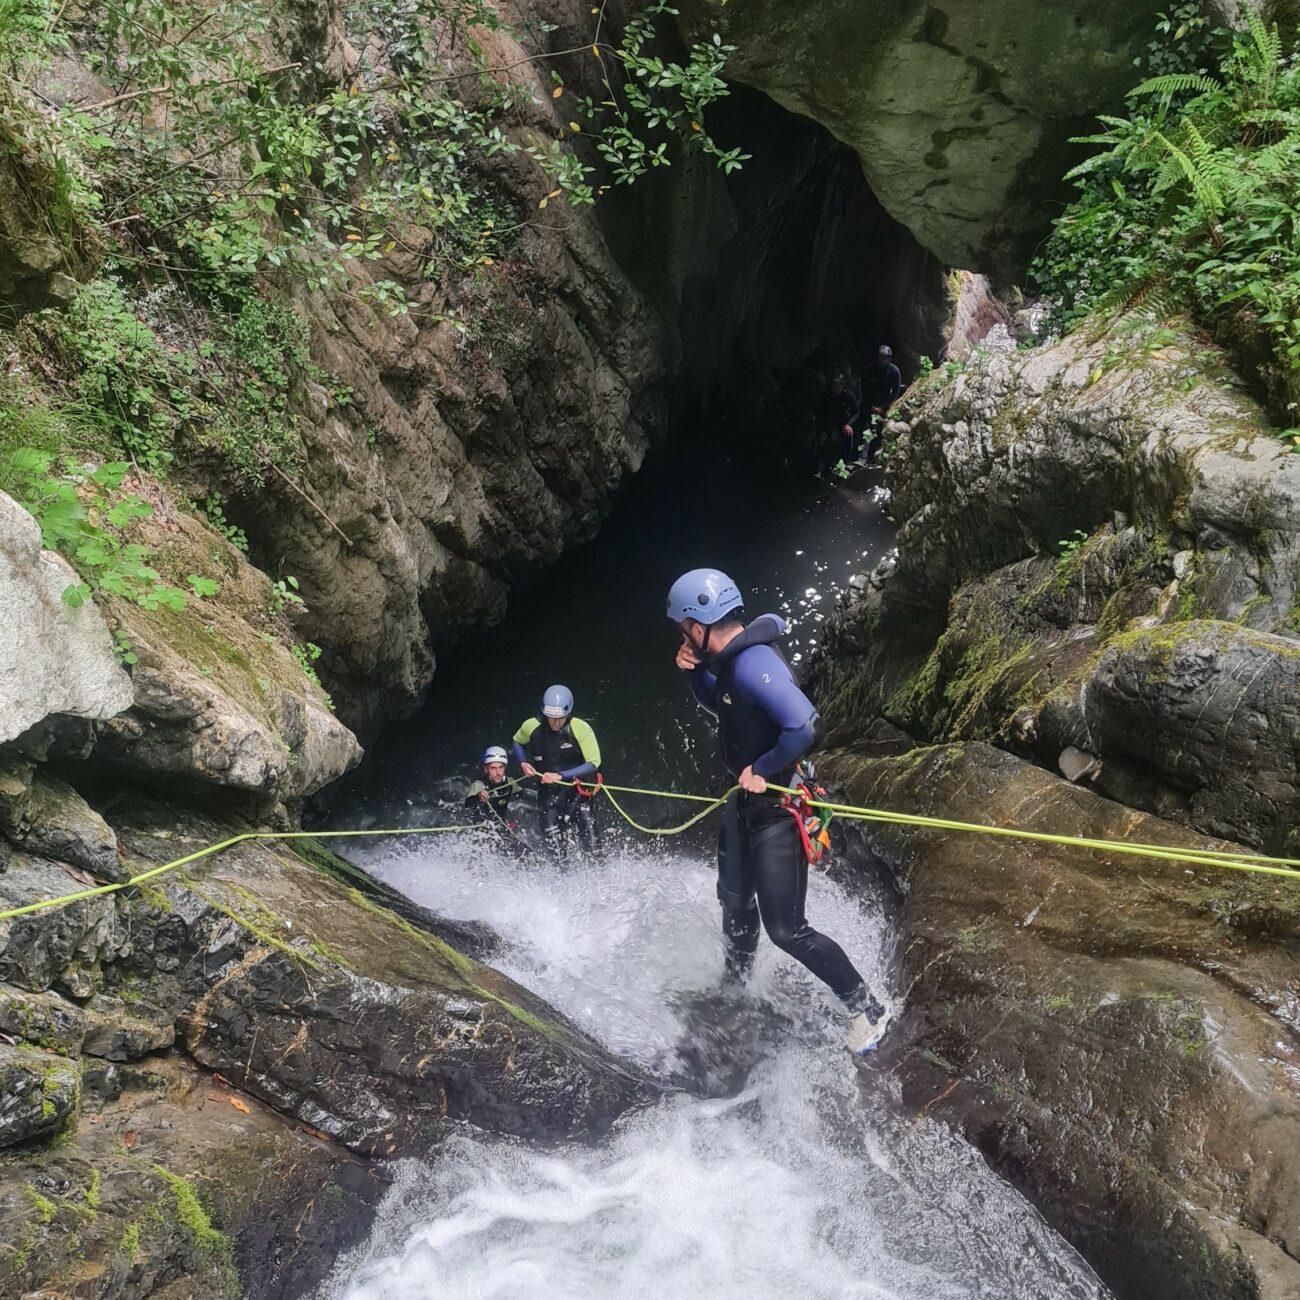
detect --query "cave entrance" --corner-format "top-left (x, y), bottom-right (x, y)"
top-left (605, 86), bottom-right (952, 466)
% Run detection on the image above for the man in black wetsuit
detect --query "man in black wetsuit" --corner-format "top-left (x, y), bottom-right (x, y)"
top-left (667, 567), bottom-right (890, 1056)
top-left (512, 685), bottom-right (601, 860)
top-left (859, 345), bottom-right (903, 465)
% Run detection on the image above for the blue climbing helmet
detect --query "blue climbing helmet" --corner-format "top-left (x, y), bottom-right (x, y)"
top-left (481, 745), bottom-right (508, 766)
top-left (541, 685), bottom-right (574, 719)
top-left (667, 569), bottom-right (743, 626)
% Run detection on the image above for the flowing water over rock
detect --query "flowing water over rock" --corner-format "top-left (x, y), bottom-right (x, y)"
top-left (320, 453), bottom-right (1108, 1298)
top-left (319, 831), bottom-right (1107, 1300)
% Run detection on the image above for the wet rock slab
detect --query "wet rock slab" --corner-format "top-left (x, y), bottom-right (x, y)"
top-left (0, 1053), bottom-right (389, 1300)
top-left (0, 803), bottom-right (656, 1296)
top-left (825, 740), bottom-right (1300, 1300)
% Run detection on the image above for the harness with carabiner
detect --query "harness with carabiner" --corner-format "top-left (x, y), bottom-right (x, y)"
top-left (780, 772), bottom-right (834, 865)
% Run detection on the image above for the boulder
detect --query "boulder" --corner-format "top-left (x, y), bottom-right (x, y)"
top-left (0, 492), bottom-right (132, 746)
top-left (145, 821), bottom-right (654, 1155)
top-left (0, 757), bottom-right (121, 879)
top-left (95, 649), bottom-right (360, 808)
top-left (0, 1043), bottom-right (79, 1148)
top-left (1033, 621), bottom-right (1300, 851)
top-left (825, 740), bottom-right (1300, 1300)
top-left (0, 986), bottom-right (85, 1055)
top-left (681, 0), bottom-right (1220, 276)
top-left (816, 316), bottom-right (1300, 849)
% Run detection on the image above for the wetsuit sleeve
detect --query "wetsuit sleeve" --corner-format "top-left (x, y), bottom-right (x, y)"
top-left (464, 780), bottom-right (486, 807)
top-left (733, 646), bottom-right (819, 778)
top-left (512, 718), bottom-right (538, 766)
top-left (691, 666), bottom-right (719, 715)
top-left (560, 718), bottom-right (600, 780)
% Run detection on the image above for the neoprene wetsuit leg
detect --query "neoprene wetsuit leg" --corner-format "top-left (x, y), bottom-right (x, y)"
top-left (538, 786), bottom-right (598, 861)
top-left (718, 791), bottom-right (865, 1001)
top-left (718, 792), bottom-right (760, 979)
top-left (572, 799), bottom-right (598, 853)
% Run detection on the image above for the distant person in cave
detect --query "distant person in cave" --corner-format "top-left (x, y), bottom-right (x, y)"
top-left (667, 567), bottom-right (890, 1057)
top-left (513, 686), bottom-right (601, 862)
top-left (859, 345), bottom-right (903, 465)
top-left (819, 372), bottom-right (859, 473)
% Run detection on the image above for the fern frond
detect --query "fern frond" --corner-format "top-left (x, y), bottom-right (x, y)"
top-left (1153, 129), bottom-right (1224, 213)
top-left (1240, 12), bottom-right (1281, 99)
top-left (1130, 73), bottom-right (1220, 98)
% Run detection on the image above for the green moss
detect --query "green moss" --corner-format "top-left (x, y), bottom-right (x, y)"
top-left (152, 1167), bottom-right (232, 1265)
top-left (11, 1221), bottom-right (39, 1271)
top-left (902, 623), bottom-right (1035, 740)
top-left (25, 1185), bottom-right (57, 1224)
top-left (119, 1219), bottom-right (141, 1263)
top-left (131, 883), bottom-right (174, 913)
top-left (83, 1168), bottom-right (101, 1213)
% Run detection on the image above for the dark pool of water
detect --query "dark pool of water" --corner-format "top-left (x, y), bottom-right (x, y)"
top-left (331, 449), bottom-right (895, 828)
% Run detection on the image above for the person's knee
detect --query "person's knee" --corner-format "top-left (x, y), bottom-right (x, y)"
top-left (763, 915), bottom-right (810, 954)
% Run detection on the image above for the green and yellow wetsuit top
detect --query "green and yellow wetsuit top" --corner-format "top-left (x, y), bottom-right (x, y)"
top-left (512, 716), bottom-right (601, 782)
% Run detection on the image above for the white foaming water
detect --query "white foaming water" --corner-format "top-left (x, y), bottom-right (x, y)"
top-left (320, 833), bottom-right (1108, 1300)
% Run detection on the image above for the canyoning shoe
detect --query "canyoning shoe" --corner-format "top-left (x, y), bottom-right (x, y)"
top-left (846, 1004), bottom-right (891, 1057)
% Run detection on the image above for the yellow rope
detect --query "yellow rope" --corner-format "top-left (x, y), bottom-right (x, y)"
top-left (0, 825), bottom-right (479, 922)
top-left (596, 783), bottom-right (734, 835)
top-left (5, 770), bottom-right (1300, 925)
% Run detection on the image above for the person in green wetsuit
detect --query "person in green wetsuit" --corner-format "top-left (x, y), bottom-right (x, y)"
top-left (512, 685), bottom-right (601, 860)
top-left (464, 745), bottom-right (529, 857)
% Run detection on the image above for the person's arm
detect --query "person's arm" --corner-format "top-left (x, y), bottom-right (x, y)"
top-left (464, 780), bottom-right (487, 807)
top-left (734, 647), bottom-right (819, 778)
top-left (559, 718), bottom-right (600, 780)
top-left (887, 366), bottom-right (902, 406)
top-left (512, 719), bottom-right (537, 770)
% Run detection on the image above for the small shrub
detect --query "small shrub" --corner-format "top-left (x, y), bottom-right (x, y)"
top-left (0, 447), bottom-right (189, 610)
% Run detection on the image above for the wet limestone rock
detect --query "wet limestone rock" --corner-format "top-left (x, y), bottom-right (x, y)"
top-left (0, 756), bottom-right (121, 880)
top-left (817, 316), bottom-right (1300, 849)
top-left (824, 740), bottom-right (1300, 1300)
top-left (82, 992), bottom-right (176, 1061)
top-left (0, 986), bottom-right (85, 1055)
top-left (136, 820), bottom-right (653, 1155)
top-left (0, 1044), bottom-right (79, 1148)
top-left (0, 492), bottom-right (132, 746)
top-left (0, 853), bottom-right (125, 996)
top-left (0, 808), bottom-right (652, 1294)
top-left (0, 1054), bottom-right (390, 1300)
top-left (1034, 620), bottom-right (1300, 851)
